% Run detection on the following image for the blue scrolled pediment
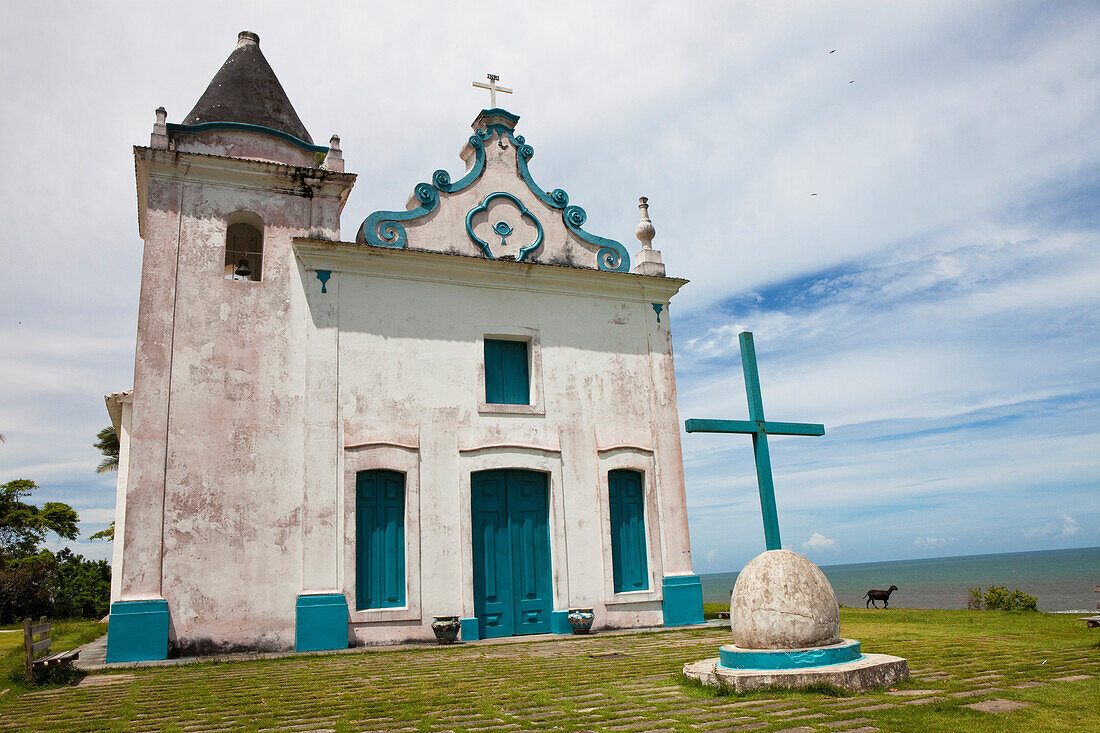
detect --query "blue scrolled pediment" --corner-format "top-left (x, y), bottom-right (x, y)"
top-left (357, 116), bottom-right (630, 272)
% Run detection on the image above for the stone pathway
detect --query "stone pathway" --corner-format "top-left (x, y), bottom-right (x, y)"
top-left (3, 624), bottom-right (1095, 731)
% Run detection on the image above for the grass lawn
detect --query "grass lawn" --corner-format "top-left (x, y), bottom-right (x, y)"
top-left (1, 609), bottom-right (1096, 732)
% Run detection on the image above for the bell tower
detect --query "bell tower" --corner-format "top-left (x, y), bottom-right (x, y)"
top-left (107, 31), bottom-right (356, 662)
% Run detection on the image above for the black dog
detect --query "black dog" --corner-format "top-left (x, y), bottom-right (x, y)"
top-left (864, 585), bottom-right (899, 609)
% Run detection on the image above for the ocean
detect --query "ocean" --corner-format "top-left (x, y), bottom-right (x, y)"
top-left (699, 546), bottom-right (1100, 612)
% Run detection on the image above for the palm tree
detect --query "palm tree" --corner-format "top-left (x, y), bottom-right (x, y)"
top-left (94, 426), bottom-right (119, 474)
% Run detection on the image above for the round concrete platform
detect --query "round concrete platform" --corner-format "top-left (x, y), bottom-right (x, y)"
top-left (684, 653), bottom-right (909, 693)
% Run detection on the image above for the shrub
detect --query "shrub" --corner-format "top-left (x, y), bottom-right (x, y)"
top-left (984, 585), bottom-right (1038, 611)
top-left (967, 586), bottom-right (1038, 612)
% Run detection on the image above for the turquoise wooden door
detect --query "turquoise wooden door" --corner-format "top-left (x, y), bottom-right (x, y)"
top-left (471, 470), bottom-right (553, 638)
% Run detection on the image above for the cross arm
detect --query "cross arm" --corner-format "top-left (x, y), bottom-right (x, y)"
top-left (684, 418), bottom-right (824, 436)
top-left (763, 421), bottom-right (825, 436)
top-left (685, 419), bottom-right (757, 433)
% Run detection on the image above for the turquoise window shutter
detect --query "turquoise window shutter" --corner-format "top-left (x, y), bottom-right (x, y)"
top-left (356, 470), bottom-right (405, 609)
top-left (609, 469), bottom-right (649, 593)
top-left (484, 339), bottom-right (530, 405)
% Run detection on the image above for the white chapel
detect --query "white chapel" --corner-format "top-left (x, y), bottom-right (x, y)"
top-left (105, 31), bottom-right (703, 662)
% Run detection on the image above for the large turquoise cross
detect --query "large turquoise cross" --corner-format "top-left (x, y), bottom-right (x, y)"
top-left (685, 331), bottom-right (825, 551)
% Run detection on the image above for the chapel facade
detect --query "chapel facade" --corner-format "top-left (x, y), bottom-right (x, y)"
top-left (105, 31), bottom-right (703, 662)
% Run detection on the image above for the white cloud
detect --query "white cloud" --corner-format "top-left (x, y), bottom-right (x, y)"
top-left (1024, 515), bottom-right (1081, 539)
top-left (802, 533), bottom-right (837, 551)
top-left (914, 536), bottom-right (953, 549)
top-left (1060, 514), bottom-right (1079, 537)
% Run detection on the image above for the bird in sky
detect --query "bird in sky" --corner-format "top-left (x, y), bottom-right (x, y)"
top-left (829, 49), bottom-right (836, 54)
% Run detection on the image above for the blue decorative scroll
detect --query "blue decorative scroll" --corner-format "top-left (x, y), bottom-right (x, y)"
top-left (562, 205), bottom-right (628, 272)
top-left (357, 115), bottom-right (630, 272)
top-left (357, 182), bottom-right (440, 248)
top-left (465, 192), bottom-right (544, 262)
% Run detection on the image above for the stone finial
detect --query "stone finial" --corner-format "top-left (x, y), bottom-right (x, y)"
top-left (151, 106), bottom-right (169, 149)
top-left (631, 196), bottom-right (665, 277)
top-left (323, 134), bottom-right (344, 172)
top-left (635, 196), bottom-right (655, 250)
top-left (238, 31), bottom-right (260, 47)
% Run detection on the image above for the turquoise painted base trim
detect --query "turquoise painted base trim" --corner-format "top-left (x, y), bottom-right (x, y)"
top-left (662, 575), bottom-right (705, 627)
top-left (718, 640), bottom-right (862, 670)
top-left (165, 122), bottom-right (329, 154)
top-left (460, 617), bottom-right (480, 642)
top-left (105, 599), bottom-right (169, 663)
top-left (295, 594), bottom-right (348, 652)
top-left (551, 610), bottom-right (572, 635)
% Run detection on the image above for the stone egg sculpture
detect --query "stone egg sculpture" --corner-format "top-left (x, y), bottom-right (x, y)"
top-left (730, 549), bottom-right (840, 649)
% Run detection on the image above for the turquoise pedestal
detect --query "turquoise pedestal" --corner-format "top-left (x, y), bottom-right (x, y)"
top-left (106, 599), bottom-right (169, 663)
top-left (460, 617), bottom-right (480, 641)
top-left (551, 610), bottom-right (572, 634)
top-left (295, 594), bottom-right (349, 651)
top-left (719, 639), bottom-right (862, 670)
top-left (662, 575), bottom-right (705, 626)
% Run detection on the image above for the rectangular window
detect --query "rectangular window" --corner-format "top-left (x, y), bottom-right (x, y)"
top-left (484, 339), bottom-right (530, 405)
top-left (356, 470), bottom-right (405, 610)
top-left (609, 469), bottom-right (649, 593)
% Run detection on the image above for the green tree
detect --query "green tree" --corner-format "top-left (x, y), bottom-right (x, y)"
top-left (0, 479), bottom-right (80, 559)
top-left (94, 426), bottom-right (119, 474)
top-left (89, 521), bottom-right (114, 542)
top-left (0, 479), bottom-right (113, 622)
top-left (52, 548), bottom-right (111, 619)
top-left (0, 550), bottom-right (57, 622)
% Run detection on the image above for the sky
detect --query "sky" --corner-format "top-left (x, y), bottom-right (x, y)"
top-left (1, 1), bottom-right (1097, 573)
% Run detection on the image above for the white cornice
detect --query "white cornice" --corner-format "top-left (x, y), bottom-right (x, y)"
top-left (293, 239), bottom-right (689, 303)
top-left (134, 147), bottom-right (355, 198)
top-left (134, 147), bottom-right (356, 239)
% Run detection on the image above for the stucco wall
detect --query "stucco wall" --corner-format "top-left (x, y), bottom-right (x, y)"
top-left (298, 244), bottom-right (692, 645)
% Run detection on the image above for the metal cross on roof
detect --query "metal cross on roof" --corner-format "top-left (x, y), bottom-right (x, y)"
top-left (685, 331), bottom-right (825, 551)
top-left (473, 73), bottom-right (513, 108)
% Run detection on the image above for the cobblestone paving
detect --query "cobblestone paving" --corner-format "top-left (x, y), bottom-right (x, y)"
top-left (1, 623), bottom-right (1096, 732)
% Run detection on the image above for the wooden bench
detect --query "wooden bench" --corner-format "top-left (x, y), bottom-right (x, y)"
top-left (23, 616), bottom-right (79, 682)
top-left (1079, 586), bottom-right (1100, 629)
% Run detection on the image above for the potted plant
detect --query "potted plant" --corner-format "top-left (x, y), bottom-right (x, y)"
top-left (431, 615), bottom-right (461, 644)
top-left (568, 608), bottom-right (595, 634)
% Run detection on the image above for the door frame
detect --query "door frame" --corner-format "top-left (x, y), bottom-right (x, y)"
top-left (457, 446), bottom-right (567, 624)
top-left (342, 442), bottom-right (422, 624)
top-left (596, 446), bottom-right (663, 604)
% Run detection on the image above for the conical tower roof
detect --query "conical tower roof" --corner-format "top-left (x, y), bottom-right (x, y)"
top-left (182, 31), bottom-right (313, 144)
